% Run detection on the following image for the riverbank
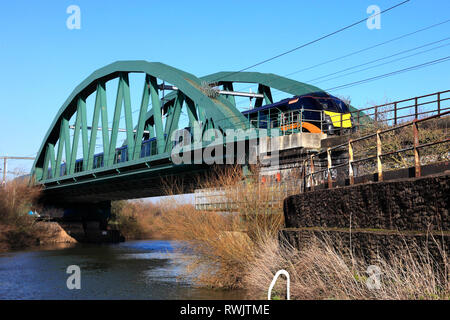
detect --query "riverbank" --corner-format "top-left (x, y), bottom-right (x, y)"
top-left (113, 167), bottom-right (449, 299)
top-left (0, 179), bottom-right (77, 252)
top-left (0, 221), bottom-right (76, 252)
top-left (2, 169), bottom-right (448, 299)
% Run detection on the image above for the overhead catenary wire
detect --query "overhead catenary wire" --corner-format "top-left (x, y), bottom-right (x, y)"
top-left (285, 18), bottom-right (450, 77)
top-left (235, 19), bottom-right (450, 103)
top-left (307, 36), bottom-right (450, 83)
top-left (233, 19), bottom-right (450, 108)
top-left (235, 39), bottom-right (450, 108)
top-left (310, 42), bottom-right (450, 85)
top-left (216, 0), bottom-right (411, 81)
top-left (258, 54), bottom-right (450, 102)
top-left (324, 55), bottom-right (450, 91)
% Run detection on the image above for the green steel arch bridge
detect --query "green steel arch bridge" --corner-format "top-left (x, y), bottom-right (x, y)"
top-left (31, 60), bottom-right (336, 217)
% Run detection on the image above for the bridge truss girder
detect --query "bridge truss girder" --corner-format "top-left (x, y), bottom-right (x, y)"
top-left (31, 61), bottom-right (249, 184)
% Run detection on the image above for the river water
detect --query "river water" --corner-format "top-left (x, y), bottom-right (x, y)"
top-left (0, 240), bottom-right (245, 300)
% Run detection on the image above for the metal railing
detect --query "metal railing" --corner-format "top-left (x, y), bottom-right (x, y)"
top-left (302, 110), bottom-right (450, 191)
top-left (194, 178), bottom-right (300, 212)
top-left (276, 108), bottom-right (325, 135)
top-left (351, 90), bottom-right (450, 129)
top-left (258, 108), bottom-right (343, 136)
top-left (256, 90), bottom-right (450, 137)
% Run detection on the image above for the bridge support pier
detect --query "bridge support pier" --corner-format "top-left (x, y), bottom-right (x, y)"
top-left (41, 201), bottom-right (124, 243)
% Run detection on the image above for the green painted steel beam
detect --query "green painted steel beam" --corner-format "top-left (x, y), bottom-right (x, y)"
top-left (99, 82), bottom-right (110, 165)
top-left (42, 144), bottom-right (51, 180)
top-left (222, 82), bottom-right (236, 107)
top-left (86, 82), bottom-right (103, 170)
top-left (54, 117), bottom-right (70, 178)
top-left (141, 71), bottom-right (330, 130)
top-left (201, 71), bottom-right (325, 97)
top-left (149, 76), bottom-right (165, 154)
top-left (62, 118), bottom-right (71, 170)
top-left (122, 73), bottom-right (135, 161)
top-left (146, 123), bottom-right (155, 139)
top-left (108, 73), bottom-right (125, 166)
top-left (79, 97), bottom-right (89, 171)
top-left (32, 61), bottom-right (249, 182)
top-left (133, 75), bottom-right (151, 160)
top-left (164, 92), bottom-right (184, 153)
top-left (68, 99), bottom-right (84, 174)
top-left (48, 143), bottom-right (55, 178)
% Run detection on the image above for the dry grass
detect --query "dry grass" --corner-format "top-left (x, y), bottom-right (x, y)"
top-left (111, 199), bottom-right (166, 240)
top-left (128, 165), bottom-right (288, 288)
top-left (193, 166), bottom-right (287, 239)
top-left (0, 179), bottom-right (44, 251)
top-left (156, 202), bottom-right (251, 288)
top-left (245, 234), bottom-right (449, 300)
top-left (0, 179), bottom-right (42, 225)
top-left (112, 165), bottom-right (449, 299)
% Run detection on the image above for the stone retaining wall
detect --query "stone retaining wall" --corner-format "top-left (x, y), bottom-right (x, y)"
top-left (284, 174), bottom-right (449, 231)
top-left (281, 173), bottom-right (450, 260)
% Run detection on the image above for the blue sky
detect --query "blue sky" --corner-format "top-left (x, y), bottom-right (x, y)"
top-left (0, 0), bottom-right (449, 183)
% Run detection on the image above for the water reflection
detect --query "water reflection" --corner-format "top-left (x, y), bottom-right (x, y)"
top-left (0, 240), bottom-right (245, 300)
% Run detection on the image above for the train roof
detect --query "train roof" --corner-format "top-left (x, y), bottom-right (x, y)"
top-left (241, 91), bottom-right (339, 115)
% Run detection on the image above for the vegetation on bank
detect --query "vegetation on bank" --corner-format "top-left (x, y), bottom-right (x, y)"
top-left (110, 200), bottom-right (166, 240)
top-left (112, 166), bottom-right (449, 299)
top-left (0, 180), bottom-right (53, 251)
top-left (351, 112), bottom-right (449, 175)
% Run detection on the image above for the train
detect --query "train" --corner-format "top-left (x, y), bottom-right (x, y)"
top-left (48, 92), bottom-right (353, 177)
top-left (242, 91), bottom-right (353, 135)
top-left (51, 137), bottom-right (158, 177)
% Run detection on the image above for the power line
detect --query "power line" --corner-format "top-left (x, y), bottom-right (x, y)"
top-left (263, 53), bottom-right (450, 101)
top-left (324, 55), bottom-right (450, 91)
top-left (233, 18), bottom-right (450, 107)
top-left (217, 0), bottom-right (411, 81)
top-left (309, 38), bottom-right (450, 84)
top-left (285, 18), bottom-right (450, 77)
top-left (235, 38), bottom-right (450, 107)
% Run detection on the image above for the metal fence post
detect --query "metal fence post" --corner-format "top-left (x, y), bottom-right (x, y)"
top-left (437, 92), bottom-right (441, 116)
top-left (376, 130), bottom-right (383, 181)
top-left (375, 106), bottom-right (378, 123)
top-left (310, 155), bottom-right (315, 191)
top-left (301, 160), bottom-right (306, 193)
top-left (413, 120), bottom-right (421, 177)
top-left (327, 148), bottom-right (332, 189)
top-left (2, 158), bottom-right (6, 185)
top-left (357, 111), bottom-right (361, 129)
top-left (414, 97), bottom-right (418, 119)
top-left (348, 139), bottom-right (354, 185)
top-left (394, 102), bottom-right (397, 126)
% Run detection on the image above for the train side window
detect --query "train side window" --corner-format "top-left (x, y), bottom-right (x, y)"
top-left (121, 149), bottom-right (128, 162)
top-left (332, 98), bottom-right (350, 113)
top-left (299, 97), bottom-right (319, 110)
top-left (259, 113), bottom-right (268, 129)
top-left (75, 161), bottom-right (82, 172)
top-left (141, 142), bottom-right (147, 158)
top-left (60, 163), bottom-right (66, 176)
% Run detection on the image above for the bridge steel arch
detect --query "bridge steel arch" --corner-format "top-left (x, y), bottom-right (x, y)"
top-left (201, 71), bottom-right (360, 112)
top-left (143, 71), bottom-right (360, 128)
top-left (30, 62), bottom-right (363, 205)
top-left (31, 61), bottom-right (249, 187)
